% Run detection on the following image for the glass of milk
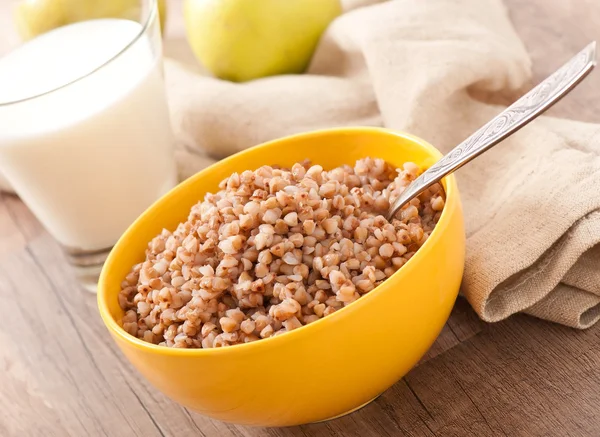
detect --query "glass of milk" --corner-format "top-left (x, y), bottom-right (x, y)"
top-left (0, 0), bottom-right (177, 292)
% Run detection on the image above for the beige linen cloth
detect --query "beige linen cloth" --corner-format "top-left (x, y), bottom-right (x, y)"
top-left (3, 0), bottom-right (600, 328)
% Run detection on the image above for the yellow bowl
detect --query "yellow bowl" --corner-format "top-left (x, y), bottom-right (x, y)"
top-left (97, 127), bottom-right (465, 427)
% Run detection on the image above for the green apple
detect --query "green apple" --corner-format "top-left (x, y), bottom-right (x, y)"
top-left (15, 0), bottom-right (167, 41)
top-left (61, 0), bottom-right (141, 23)
top-left (14, 0), bottom-right (66, 41)
top-left (184, 0), bottom-right (343, 82)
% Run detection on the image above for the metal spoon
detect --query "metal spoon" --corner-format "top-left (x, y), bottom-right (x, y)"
top-left (387, 41), bottom-right (597, 220)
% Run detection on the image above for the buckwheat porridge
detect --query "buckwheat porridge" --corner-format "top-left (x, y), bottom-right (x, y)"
top-left (118, 158), bottom-right (445, 348)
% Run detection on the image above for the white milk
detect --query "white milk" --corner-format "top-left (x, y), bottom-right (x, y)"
top-left (0, 19), bottom-right (176, 250)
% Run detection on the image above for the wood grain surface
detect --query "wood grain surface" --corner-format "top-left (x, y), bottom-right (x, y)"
top-left (2, 0), bottom-right (600, 436)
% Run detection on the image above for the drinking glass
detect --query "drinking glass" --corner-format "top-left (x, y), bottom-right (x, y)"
top-left (0, 0), bottom-right (177, 292)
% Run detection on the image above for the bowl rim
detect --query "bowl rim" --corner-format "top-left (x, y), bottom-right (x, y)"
top-left (97, 126), bottom-right (459, 357)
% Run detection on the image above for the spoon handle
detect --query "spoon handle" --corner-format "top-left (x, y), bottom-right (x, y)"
top-left (388, 41), bottom-right (597, 219)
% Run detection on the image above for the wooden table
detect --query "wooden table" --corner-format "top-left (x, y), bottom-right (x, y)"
top-left (2, 1), bottom-right (600, 436)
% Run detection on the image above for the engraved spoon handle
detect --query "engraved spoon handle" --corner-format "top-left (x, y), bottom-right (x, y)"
top-left (387, 41), bottom-right (597, 220)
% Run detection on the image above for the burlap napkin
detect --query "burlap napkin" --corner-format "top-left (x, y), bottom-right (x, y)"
top-left (2, 0), bottom-right (600, 328)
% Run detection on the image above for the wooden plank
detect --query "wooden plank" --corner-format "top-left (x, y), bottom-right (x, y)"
top-left (446, 297), bottom-right (485, 343)
top-left (405, 315), bottom-right (600, 436)
top-left (0, 194), bottom-right (27, 258)
top-left (420, 324), bottom-right (461, 364)
top-left (0, 198), bottom-right (163, 436)
top-left (504, 0), bottom-right (600, 123)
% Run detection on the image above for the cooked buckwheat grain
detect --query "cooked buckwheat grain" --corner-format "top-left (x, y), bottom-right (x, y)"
top-left (118, 158), bottom-right (445, 348)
